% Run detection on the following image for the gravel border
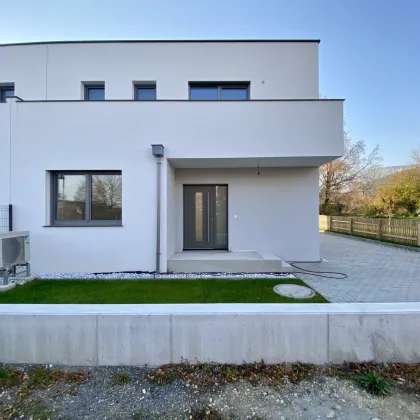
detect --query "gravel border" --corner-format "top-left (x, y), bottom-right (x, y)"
top-left (36, 272), bottom-right (297, 280)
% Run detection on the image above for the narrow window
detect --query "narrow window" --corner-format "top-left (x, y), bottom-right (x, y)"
top-left (135, 84), bottom-right (156, 100)
top-left (51, 171), bottom-right (122, 226)
top-left (189, 83), bottom-right (249, 100)
top-left (0, 85), bottom-right (15, 102)
top-left (220, 86), bottom-right (248, 100)
top-left (190, 86), bottom-right (218, 100)
top-left (84, 83), bottom-right (105, 100)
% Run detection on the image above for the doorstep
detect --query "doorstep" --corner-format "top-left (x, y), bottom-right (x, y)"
top-left (167, 250), bottom-right (294, 274)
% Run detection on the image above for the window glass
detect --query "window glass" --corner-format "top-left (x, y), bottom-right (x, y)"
top-left (91, 174), bottom-right (122, 221)
top-left (56, 174), bottom-right (86, 221)
top-left (195, 192), bottom-right (203, 241)
top-left (1, 88), bottom-right (14, 101)
top-left (190, 86), bottom-right (218, 100)
top-left (86, 87), bottom-right (105, 101)
top-left (221, 87), bottom-right (248, 100)
top-left (136, 87), bottom-right (156, 100)
top-left (53, 172), bottom-right (122, 225)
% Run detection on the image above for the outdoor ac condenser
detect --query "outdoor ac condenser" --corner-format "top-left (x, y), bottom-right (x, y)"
top-left (0, 231), bottom-right (30, 269)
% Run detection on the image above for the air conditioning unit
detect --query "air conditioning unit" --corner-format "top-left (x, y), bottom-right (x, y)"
top-left (0, 231), bottom-right (30, 269)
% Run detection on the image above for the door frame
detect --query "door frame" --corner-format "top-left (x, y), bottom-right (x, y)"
top-left (183, 184), bottom-right (228, 251)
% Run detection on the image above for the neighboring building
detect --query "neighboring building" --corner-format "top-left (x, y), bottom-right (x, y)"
top-left (0, 40), bottom-right (344, 273)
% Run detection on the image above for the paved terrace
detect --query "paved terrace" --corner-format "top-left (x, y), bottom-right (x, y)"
top-left (297, 233), bottom-right (420, 303)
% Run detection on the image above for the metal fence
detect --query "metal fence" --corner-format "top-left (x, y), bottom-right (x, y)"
top-left (320, 215), bottom-right (420, 247)
top-left (0, 205), bottom-right (12, 233)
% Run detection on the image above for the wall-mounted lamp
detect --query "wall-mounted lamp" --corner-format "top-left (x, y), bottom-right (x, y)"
top-left (151, 144), bottom-right (164, 158)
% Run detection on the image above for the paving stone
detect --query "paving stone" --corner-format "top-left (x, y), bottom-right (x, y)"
top-left (297, 233), bottom-right (420, 303)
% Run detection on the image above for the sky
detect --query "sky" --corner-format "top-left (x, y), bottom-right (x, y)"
top-left (0, 0), bottom-right (419, 166)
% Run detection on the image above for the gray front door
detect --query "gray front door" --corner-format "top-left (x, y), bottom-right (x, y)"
top-left (183, 185), bottom-right (228, 250)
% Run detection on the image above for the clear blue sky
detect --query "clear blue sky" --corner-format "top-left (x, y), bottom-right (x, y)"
top-left (1, 0), bottom-right (419, 166)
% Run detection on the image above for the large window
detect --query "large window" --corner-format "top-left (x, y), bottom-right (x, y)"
top-left (0, 85), bottom-right (15, 102)
top-left (84, 84), bottom-right (105, 101)
top-left (189, 83), bottom-right (249, 100)
top-left (135, 84), bottom-right (156, 100)
top-left (51, 171), bottom-right (122, 226)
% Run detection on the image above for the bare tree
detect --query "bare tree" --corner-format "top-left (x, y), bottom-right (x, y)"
top-left (92, 175), bottom-right (122, 208)
top-left (412, 148), bottom-right (420, 166)
top-left (73, 175), bottom-right (122, 208)
top-left (319, 130), bottom-right (381, 213)
top-left (73, 180), bottom-right (86, 203)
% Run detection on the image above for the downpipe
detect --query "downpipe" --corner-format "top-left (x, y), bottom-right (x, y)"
top-left (155, 157), bottom-right (162, 273)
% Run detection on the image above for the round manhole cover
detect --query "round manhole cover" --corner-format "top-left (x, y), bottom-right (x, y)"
top-left (273, 284), bottom-right (315, 299)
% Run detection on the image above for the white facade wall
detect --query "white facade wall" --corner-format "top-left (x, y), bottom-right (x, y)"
top-left (0, 41), bottom-right (319, 100)
top-left (174, 168), bottom-right (320, 261)
top-left (0, 41), bottom-right (343, 273)
top-left (0, 105), bottom-right (10, 204)
top-left (166, 163), bottom-right (177, 260)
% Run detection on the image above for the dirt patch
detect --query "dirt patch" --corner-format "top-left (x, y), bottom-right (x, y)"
top-left (0, 363), bottom-right (419, 420)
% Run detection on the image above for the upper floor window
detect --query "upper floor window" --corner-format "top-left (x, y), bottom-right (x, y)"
top-left (135, 84), bottom-right (156, 100)
top-left (189, 83), bottom-right (249, 100)
top-left (0, 85), bottom-right (15, 102)
top-left (84, 83), bottom-right (105, 101)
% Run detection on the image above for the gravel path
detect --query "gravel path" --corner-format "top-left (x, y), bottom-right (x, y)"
top-left (1, 365), bottom-right (419, 420)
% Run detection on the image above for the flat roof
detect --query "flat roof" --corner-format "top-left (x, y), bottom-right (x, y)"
top-left (0, 39), bottom-right (320, 47)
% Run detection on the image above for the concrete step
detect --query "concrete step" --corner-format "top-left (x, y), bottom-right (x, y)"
top-left (167, 250), bottom-right (294, 273)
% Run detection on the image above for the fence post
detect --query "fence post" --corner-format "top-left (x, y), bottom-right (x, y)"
top-left (350, 217), bottom-right (353, 234)
top-left (378, 219), bottom-right (383, 240)
top-left (417, 222), bottom-right (420, 246)
top-left (327, 216), bottom-right (331, 231)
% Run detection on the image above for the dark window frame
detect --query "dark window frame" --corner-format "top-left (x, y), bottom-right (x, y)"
top-left (0, 85), bottom-right (15, 102)
top-left (189, 82), bottom-right (250, 100)
top-left (50, 170), bottom-right (122, 227)
top-left (134, 83), bottom-right (157, 100)
top-left (84, 84), bottom-right (105, 101)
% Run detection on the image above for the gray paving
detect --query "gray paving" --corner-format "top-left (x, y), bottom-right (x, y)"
top-left (296, 233), bottom-right (420, 302)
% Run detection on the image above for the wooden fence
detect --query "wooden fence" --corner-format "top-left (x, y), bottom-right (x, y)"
top-left (319, 215), bottom-right (420, 246)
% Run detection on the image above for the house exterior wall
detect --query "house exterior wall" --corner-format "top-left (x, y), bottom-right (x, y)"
top-left (166, 163), bottom-right (177, 260)
top-left (6, 100), bottom-right (343, 166)
top-left (0, 104), bottom-right (10, 205)
top-left (174, 168), bottom-right (320, 261)
top-left (0, 41), bottom-right (343, 273)
top-left (0, 98), bottom-right (330, 273)
top-left (0, 41), bottom-right (319, 100)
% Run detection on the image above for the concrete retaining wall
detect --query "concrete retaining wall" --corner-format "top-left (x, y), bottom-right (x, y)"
top-left (0, 303), bottom-right (419, 366)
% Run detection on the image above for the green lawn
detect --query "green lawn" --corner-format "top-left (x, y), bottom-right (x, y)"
top-left (0, 279), bottom-right (327, 304)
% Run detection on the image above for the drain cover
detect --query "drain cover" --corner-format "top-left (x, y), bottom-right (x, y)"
top-left (273, 284), bottom-right (315, 299)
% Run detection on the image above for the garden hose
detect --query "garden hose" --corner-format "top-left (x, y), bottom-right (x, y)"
top-left (287, 260), bottom-right (348, 279)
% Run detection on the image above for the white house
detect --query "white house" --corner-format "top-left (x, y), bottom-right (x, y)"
top-left (0, 40), bottom-right (344, 274)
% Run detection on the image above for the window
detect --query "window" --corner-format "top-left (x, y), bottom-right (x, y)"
top-left (51, 171), bottom-right (122, 226)
top-left (189, 83), bottom-right (249, 100)
top-left (0, 85), bottom-right (15, 102)
top-left (84, 84), bottom-right (105, 100)
top-left (135, 84), bottom-right (156, 100)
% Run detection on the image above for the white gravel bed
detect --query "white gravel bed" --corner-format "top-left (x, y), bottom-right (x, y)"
top-left (36, 272), bottom-right (297, 280)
